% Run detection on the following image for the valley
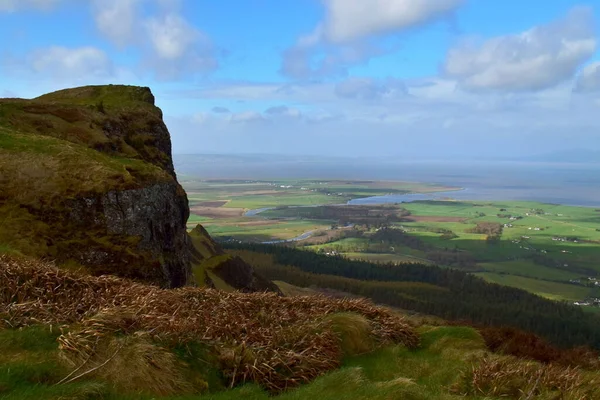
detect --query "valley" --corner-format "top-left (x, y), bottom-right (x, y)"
top-left (183, 178), bottom-right (600, 305)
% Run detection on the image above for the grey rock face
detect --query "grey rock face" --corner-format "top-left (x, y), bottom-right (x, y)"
top-left (68, 181), bottom-right (191, 288)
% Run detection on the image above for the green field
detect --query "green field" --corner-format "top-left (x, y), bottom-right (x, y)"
top-left (479, 260), bottom-right (581, 281)
top-left (181, 178), bottom-right (600, 306)
top-left (341, 252), bottom-right (434, 264)
top-left (474, 272), bottom-right (592, 301)
top-left (203, 220), bottom-right (332, 242)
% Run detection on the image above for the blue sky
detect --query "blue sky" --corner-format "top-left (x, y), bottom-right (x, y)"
top-left (1, 0), bottom-right (600, 159)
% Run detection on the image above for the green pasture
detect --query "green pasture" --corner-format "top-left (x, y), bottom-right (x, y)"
top-left (180, 178), bottom-right (600, 302)
top-left (479, 260), bottom-right (581, 282)
top-left (225, 193), bottom-right (345, 209)
top-left (204, 220), bottom-right (331, 242)
top-left (342, 252), bottom-right (434, 264)
top-left (186, 214), bottom-right (213, 227)
top-left (474, 272), bottom-right (592, 301)
top-left (307, 238), bottom-right (370, 252)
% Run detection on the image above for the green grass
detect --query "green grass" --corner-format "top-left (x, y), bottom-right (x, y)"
top-left (479, 260), bottom-right (581, 282)
top-left (225, 193), bottom-right (344, 209)
top-left (187, 214), bottom-right (213, 228)
top-left (194, 325), bottom-right (486, 400)
top-left (308, 238), bottom-right (369, 252)
top-left (0, 128), bottom-right (171, 197)
top-left (342, 252), bottom-right (434, 264)
top-left (3, 323), bottom-right (597, 399)
top-left (35, 84), bottom-right (159, 113)
top-left (474, 272), bottom-right (592, 301)
top-left (204, 220), bottom-right (331, 242)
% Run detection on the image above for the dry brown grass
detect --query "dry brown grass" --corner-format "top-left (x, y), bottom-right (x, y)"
top-left (452, 356), bottom-right (600, 399)
top-left (0, 254), bottom-right (419, 393)
top-left (59, 333), bottom-right (197, 395)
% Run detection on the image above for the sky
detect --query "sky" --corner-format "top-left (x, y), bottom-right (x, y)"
top-left (1, 0), bottom-right (600, 159)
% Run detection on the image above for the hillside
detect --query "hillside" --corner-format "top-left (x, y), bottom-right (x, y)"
top-left (3, 85), bottom-right (600, 399)
top-left (226, 243), bottom-right (600, 350)
top-left (0, 85), bottom-right (267, 290)
top-left (3, 254), bottom-right (600, 399)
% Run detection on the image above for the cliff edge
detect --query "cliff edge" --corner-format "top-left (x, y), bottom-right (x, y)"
top-left (0, 85), bottom-right (189, 287)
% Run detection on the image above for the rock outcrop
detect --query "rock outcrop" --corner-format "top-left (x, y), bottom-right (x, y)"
top-left (189, 225), bottom-right (280, 293)
top-left (0, 85), bottom-right (190, 287)
top-left (67, 181), bottom-right (191, 287)
top-left (0, 84), bottom-right (277, 291)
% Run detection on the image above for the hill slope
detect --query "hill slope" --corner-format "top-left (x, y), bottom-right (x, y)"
top-left (2, 254), bottom-right (600, 399)
top-left (0, 85), bottom-right (191, 287)
top-left (0, 84), bottom-right (270, 290)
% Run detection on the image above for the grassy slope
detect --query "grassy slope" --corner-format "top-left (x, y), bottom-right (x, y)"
top-left (4, 323), bottom-right (599, 400)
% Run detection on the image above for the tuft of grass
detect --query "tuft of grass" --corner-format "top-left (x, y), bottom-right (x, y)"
top-left (61, 334), bottom-right (195, 396)
top-left (325, 313), bottom-right (374, 357)
top-left (452, 356), bottom-right (600, 399)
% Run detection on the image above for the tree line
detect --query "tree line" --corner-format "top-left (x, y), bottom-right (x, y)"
top-left (224, 242), bottom-right (600, 350)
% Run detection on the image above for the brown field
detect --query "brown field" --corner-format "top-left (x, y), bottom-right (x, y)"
top-left (216, 220), bottom-right (281, 227)
top-left (300, 227), bottom-right (350, 245)
top-left (405, 216), bottom-right (466, 223)
top-left (227, 190), bottom-right (282, 196)
top-left (194, 200), bottom-right (228, 207)
top-left (189, 206), bottom-right (244, 219)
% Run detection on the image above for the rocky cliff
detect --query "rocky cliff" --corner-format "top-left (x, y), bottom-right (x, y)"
top-left (0, 85), bottom-right (191, 287)
top-left (0, 84), bottom-right (277, 291)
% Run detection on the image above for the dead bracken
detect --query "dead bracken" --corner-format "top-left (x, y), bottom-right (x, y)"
top-left (0, 254), bottom-right (419, 392)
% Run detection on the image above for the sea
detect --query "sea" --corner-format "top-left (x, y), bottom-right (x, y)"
top-left (174, 155), bottom-right (600, 208)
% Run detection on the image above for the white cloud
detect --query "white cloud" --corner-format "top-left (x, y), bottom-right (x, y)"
top-left (146, 14), bottom-right (199, 60)
top-left (29, 46), bottom-right (113, 80)
top-left (91, 0), bottom-right (140, 47)
top-left (0, 0), bottom-right (60, 12)
top-left (230, 111), bottom-right (266, 124)
top-left (323, 0), bottom-right (464, 43)
top-left (335, 77), bottom-right (406, 100)
top-left (281, 41), bottom-right (384, 79)
top-left (211, 106), bottom-right (231, 114)
top-left (575, 62), bottom-right (600, 92)
top-left (281, 0), bottom-right (463, 79)
top-left (144, 13), bottom-right (217, 79)
top-left (86, 0), bottom-right (218, 80)
top-left (167, 81), bottom-right (600, 158)
top-left (265, 105), bottom-right (302, 118)
top-left (444, 7), bottom-right (597, 92)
